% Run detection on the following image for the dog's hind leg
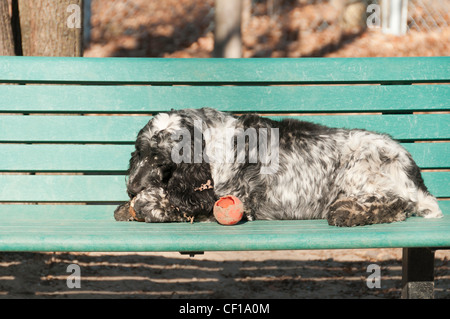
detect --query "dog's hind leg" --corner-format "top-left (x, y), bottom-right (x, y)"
top-left (327, 195), bottom-right (414, 227)
top-left (330, 131), bottom-right (442, 226)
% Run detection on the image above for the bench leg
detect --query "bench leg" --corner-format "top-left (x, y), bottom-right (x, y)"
top-left (401, 247), bottom-right (435, 299)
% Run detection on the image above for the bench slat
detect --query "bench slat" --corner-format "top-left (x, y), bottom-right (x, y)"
top-left (284, 114), bottom-right (450, 141)
top-left (0, 115), bottom-right (148, 143)
top-left (0, 172), bottom-right (447, 202)
top-left (1, 114), bottom-right (449, 143)
top-left (0, 205), bottom-right (448, 251)
top-left (1, 84), bottom-right (448, 113)
top-left (0, 57), bottom-right (448, 84)
top-left (0, 202), bottom-right (447, 221)
top-left (0, 175), bottom-right (128, 202)
top-left (0, 143), bottom-right (448, 172)
top-left (402, 143), bottom-right (450, 169)
top-left (0, 204), bottom-right (115, 220)
top-left (0, 144), bottom-right (130, 172)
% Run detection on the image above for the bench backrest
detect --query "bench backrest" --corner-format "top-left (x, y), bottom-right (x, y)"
top-left (0, 57), bottom-right (448, 220)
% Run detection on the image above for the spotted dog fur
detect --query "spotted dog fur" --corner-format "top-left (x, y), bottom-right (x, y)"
top-left (114, 108), bottom-right (442, 227)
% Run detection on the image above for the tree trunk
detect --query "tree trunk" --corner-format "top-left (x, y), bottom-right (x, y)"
top-left (18, 0), bottom-right (83, 56)
top-left (0, 0), bottom-right (15, 55)
top-left (213, 0), bottom-right (242, 58)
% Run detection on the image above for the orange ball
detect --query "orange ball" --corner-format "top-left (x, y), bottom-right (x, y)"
top-left (213, 195), bottom-right (244, 225)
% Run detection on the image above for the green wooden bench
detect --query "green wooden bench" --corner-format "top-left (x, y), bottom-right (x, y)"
top-left (0, 56), bottom-right (449, 298)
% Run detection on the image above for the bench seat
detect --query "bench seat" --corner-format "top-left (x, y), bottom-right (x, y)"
top-left (0, 203), bottom-right (448, 252)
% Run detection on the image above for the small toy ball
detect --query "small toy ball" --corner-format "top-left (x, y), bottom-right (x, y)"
top-left (213, 195), bottom-right (244, 225)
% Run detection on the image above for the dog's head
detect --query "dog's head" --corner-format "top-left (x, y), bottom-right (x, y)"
top-left (127, 133), bottom-right (179, 197)
top-left (126, 114), bottom-right (182, 197)
top-left (126, 111), bottom-right (216, 218)
top-left (120, 109), bottom-right (226, 222)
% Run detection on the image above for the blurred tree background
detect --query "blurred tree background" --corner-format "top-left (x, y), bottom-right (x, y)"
top-left (84, 0), bottom-right (449, 58)
top-left (1, 0), bottom-right (449, 57)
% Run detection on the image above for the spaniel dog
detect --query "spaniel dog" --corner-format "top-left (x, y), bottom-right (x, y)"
top-left (114, 108), bottom-right (442, 226)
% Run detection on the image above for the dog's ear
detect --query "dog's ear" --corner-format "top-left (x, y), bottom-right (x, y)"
top-left (127, 127), bottom-right (177, 196)
top-left (167, 163), bottom-right (217, 222)
top-left (126, 133), bottom-right (155, 196)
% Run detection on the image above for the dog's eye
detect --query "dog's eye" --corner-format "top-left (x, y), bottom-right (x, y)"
top-left (151, 134), bottom-right (161, 143)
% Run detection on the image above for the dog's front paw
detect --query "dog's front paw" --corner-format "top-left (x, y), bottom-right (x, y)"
top-left (133, 187), bottom-right (186, 223)
top-left (114, 202), bottom-right (133, 221)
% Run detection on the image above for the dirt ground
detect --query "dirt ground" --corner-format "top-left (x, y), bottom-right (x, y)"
top-left (0, 248), bottom-right (448, 299)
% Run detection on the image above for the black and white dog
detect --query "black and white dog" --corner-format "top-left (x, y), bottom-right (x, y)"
top-left (114, 108), bottom-right (442, 226)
